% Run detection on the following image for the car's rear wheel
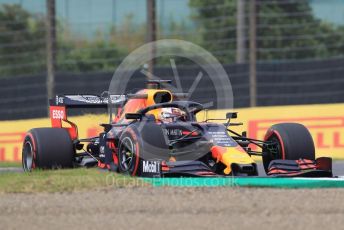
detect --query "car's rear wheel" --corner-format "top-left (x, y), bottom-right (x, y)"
top-left (22, 128), bottom-right (75, 171)
top-left (262, 123), bottom-right (315, 173)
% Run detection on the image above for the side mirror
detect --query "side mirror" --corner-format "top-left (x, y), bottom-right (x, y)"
top-left (125, 113), bottom-right (142, 120)
top-left (226, 112), bottom-right (237, 119)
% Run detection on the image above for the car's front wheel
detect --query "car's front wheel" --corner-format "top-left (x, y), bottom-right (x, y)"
top-left (262, 123), bottom-right (315, 173)
top-left (117, 129), bottom-right (140, 176)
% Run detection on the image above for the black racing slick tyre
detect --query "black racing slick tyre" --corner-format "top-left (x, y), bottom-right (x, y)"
top-left (262, 123), bottom-right (315, 173)
top-left (117, 123), bottom-right (169, 176)
top-left (22, 128), bottom-right (74, 171)
top-left (117, 128), bottom-right (141, 176)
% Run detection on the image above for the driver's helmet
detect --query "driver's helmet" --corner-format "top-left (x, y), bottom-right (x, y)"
top-left (160, 107), bottom-right (186, 123)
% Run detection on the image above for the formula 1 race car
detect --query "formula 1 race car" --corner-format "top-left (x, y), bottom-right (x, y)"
top-left (22, 80), bottom-right (333, 177)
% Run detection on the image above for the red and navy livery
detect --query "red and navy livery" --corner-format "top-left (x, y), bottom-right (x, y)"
top-left (22, 80), bottom-right (333, 178)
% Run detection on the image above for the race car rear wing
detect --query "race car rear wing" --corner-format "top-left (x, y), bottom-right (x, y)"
top-left (50, 94), bottom-right (147, 108)
top-left (49, 92), bottom-right (189, 139)
top-left (50, 92), bottom-right (189, 108)
top-left (49, 94), bottom-right (147, 139)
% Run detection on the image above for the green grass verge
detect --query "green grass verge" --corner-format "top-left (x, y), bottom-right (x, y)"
top-left (0, 161), bottom-right (21, 168)
top-left (0, 168), bottom-right (145, 193)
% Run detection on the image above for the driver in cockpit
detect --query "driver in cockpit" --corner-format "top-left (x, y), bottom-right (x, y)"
top-left (160, 107), bottom-right (187, 123)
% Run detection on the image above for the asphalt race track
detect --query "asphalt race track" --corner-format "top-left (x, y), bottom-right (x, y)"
top-left (0, 186), bottom-right (344, 230)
